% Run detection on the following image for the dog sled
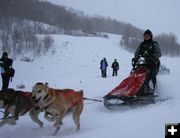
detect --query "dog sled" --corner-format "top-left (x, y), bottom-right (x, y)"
top-left (103, 57), bottom-right (160, 109)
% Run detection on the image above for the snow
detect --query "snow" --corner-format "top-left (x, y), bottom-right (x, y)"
top-left (46, 0), bottom-right (180, 43)
top-left (0, 33), bottom-right (180, 138)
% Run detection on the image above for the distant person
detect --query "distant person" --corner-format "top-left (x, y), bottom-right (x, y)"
top-left (100, 58), bottom-right (108, 78)
top-left (0, 52), bottom-right (14, 90)
top-left (132, 29), bottom-right (161, 93)
top-left (111, 59), bottom-right (119, 76)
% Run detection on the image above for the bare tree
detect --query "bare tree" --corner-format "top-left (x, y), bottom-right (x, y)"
top-left (43, 35), bottom-right (54, 53)
top-left (0, 18), bottom-right (12, 52)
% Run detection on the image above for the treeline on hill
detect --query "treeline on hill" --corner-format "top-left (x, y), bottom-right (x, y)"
top-left (0, 17), bottom-right (55, 58)
top-left (120, 32), bottom-right (180, 57)
top-left (0, 0), bottom-right (180, 56)
top-left (0, 0), bottom-right (143, 37)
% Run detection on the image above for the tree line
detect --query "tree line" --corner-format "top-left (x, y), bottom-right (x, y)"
top-left (0, 0), bottom-right (143, 37)
top-left (0, 0), bottom-right (179, 56)
top-left (120, 32), bottom-right (180, 57)
top-left (0, 17), bottom-right (54, 58)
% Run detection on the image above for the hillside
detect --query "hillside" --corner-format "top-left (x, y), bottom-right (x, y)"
top-left (0, 34), bottom-right (180, 138)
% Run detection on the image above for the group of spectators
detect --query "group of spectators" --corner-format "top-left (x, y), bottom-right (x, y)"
top-left (100, 58), bottom-right (119, 78)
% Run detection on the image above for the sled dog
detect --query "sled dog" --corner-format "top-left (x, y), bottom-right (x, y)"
top-left (32, 82), bottom-right (84, 136)
top-left (0, 89), bottom-right (43, 128)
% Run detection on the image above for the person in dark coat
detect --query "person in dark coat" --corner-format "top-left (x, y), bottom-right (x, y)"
top-left (132, 29), bottom-right (161, 93)
top-left (0, 52), bottom-right (13, 90)
top-left (111, 59), bottom-right (119, 76)
top-left (100, 58), bottom-right (108, 78)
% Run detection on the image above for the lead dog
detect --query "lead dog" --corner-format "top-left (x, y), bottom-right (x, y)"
top-left (0, 89), bottom-right (43, 128)
top-left (32, 82), bottom-right (84, 136)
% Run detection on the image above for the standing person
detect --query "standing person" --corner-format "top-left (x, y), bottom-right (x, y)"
top-left (100, 58), bottom-right (108, 78)
top-left (132, 29), bottom-right (161, 93)
top-left (0, 52), bottom-right (14, 90)
top-left (111, 59), bottom-right (119, 76)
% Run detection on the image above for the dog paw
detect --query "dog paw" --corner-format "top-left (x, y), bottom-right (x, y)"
top-left (0, 121), bottom-right (5, 127)
top-left (8, 119), bottom-right (16, 125)
top-left (39, 122), bottom-right (43, 128)
top-left (53, 126), bottom-right (60, 136)
top-left (76, 125), bottom-right (80, 131)
top-left (53, 122), bottom-right (61, 128)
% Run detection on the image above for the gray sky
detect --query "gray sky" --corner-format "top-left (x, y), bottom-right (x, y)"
top-left (47, 0), bottom-right (180, 42)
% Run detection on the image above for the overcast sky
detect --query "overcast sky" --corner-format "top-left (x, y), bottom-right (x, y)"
top-left (46, 0), bottom-right (180, 42)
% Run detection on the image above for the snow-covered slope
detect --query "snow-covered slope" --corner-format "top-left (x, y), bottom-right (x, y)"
top-left (46, 0), bottom-right (180, 42)
top-left (0, 34), bottom-right (180, 138)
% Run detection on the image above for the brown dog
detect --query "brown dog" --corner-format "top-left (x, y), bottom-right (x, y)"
top-left (0, 89), bottom-right (43, 128)
top-left (32, 82), bottom-right (84, 136)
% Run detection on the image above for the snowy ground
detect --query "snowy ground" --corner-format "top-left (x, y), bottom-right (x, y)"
top-left (0, 34), bottom-right (180, 138)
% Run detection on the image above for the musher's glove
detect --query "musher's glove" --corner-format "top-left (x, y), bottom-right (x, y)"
top-left (132, 57), bottom-right (138, 68)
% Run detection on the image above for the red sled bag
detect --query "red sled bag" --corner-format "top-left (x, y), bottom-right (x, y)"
top-left (107, 67), bottom-right (147, 97)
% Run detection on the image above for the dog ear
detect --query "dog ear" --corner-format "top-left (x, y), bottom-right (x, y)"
top-left (45, 82), bottom-right (48, 87)
top-left (44, 82), bottom-right (49, 92)
top-left (78, 90), bottom-right (84, 97)
top-left (36, 82), bottom-right (43, 85)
